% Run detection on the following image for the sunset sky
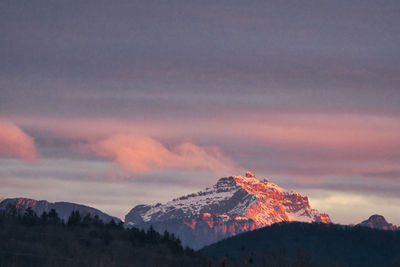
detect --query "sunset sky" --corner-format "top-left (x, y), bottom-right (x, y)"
top-left (1, 0), bottom-right (400, 224)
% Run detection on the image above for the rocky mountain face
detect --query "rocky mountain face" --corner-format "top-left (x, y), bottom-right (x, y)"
top-left (358, 215), bottom-right (398, 231)
top-left (125, 172), bottom-right (331, 249)
top-left (0, 198), bottom-right (121, 223)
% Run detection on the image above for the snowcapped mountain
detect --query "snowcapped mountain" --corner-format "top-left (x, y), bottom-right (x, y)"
top-left (358, 215), bottom-right (398, 231)
top-left (0, 197), bottom-right (121, 223)
top-left (125, 171), bottom-right (331, 249)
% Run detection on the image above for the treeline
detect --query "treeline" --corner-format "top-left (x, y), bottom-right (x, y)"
top-left (0, 206), bottom-right (333, 267)
top-left (0, 206), bottom-right (211, 267)
top-left (5, 206), bottom-right (397, 266)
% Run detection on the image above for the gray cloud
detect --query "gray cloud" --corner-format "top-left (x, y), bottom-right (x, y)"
top-left (1, 0), bottom-right (400, 224)
top-left (1, 0), bottom-right (400, 117)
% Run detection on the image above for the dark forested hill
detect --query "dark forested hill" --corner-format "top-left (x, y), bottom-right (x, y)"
top-left (3, 206), bottom-right (400, 267)
top-left (201, 222), bottom-right (400, 267)
top-left (0, 207), bottom-right (212, 267)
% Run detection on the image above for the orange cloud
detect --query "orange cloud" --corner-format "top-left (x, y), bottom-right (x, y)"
top-left (86, 134), bottom-right (234, 173)
top-left (8, 113), bottom-right (400, 161)
top-left (0, 122), bottom-right (37, 161)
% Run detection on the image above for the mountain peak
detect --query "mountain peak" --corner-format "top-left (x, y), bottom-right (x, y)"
top-left (232, 172), bottom-right (286, 195)
top-left (125, 172), bottom-right (331, 248)
top-left (245, 171), bottom-right (256, 178)
top-left (359, 214), bottom-right (398, 230)
top-left (368, 214), bottom-right (388, 222)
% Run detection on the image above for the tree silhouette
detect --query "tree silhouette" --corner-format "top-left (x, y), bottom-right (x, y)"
top-left (67, 210), bottom-right (82, 226)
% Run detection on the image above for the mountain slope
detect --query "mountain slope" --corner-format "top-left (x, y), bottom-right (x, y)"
top-left (125, 172), bottom-right (330, 249)
top-left (358, 214), bottom-right (398, 230)
top-left (0, 197), bottom-right (121, 223)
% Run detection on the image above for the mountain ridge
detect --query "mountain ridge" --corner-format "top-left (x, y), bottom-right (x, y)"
top-left (0, 197), bottom-right (121, 223)
top-left (125, 171), bottom-right (331, 248)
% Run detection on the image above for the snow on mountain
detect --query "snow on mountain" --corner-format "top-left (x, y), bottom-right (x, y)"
top-left (125, 171), bottom-right (331, 249)
top-left (358, 215), bottom-right (398, 231)
top-left (0, 197), bottom-right (121, 223)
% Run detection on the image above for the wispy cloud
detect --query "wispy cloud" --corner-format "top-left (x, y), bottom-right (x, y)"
top-left (84, 134), bottom-right (235, 173)
top-left (0, 122), bottom-right (37, 161)
top-left (8, 113), bottom-right (400, 178)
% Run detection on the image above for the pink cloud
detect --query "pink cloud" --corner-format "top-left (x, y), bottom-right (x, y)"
top-left (7, 113), bottom-right (400, 178)
top-left (236, 114), bottom-right (400, 161)
top-left (0, 122), bottom-right (37, 161)
top-left (85, 134), bottom-right (234, 173)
